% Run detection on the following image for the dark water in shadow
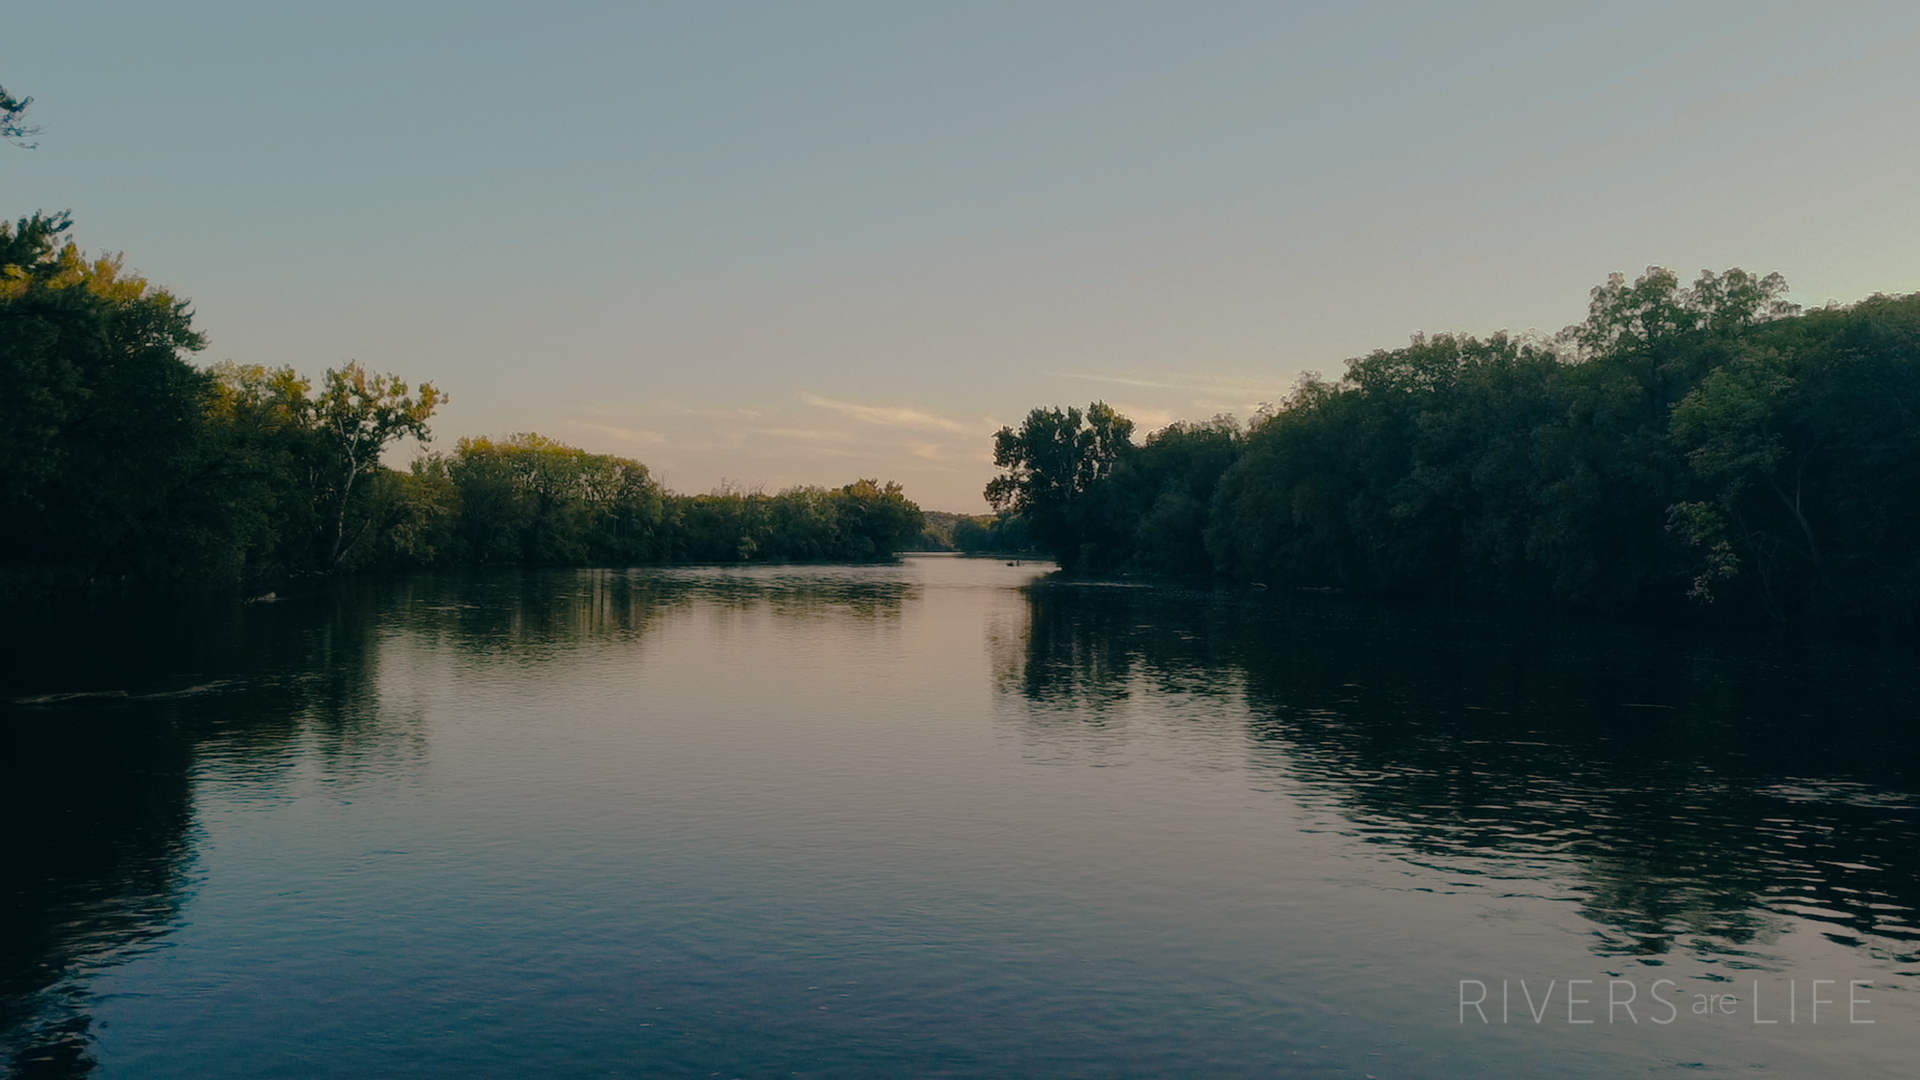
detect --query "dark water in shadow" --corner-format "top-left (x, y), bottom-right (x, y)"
top-left (1014, 583), bottom-right (1920, 964)
top-left (3, 559), bottom-right (1917, 1076)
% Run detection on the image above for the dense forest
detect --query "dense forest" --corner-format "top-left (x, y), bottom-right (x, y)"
top-left (986, 269), bottom-right (1920, 629)
top-left (1, 212), bottom-right (925, 597)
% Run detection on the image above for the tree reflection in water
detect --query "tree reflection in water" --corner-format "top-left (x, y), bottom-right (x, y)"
top-left (1, 582), bottom-right (402, 1076)
top-left (7, 566), bottom-right (1916, 1074)
top-left (0, 567), bottom-right (916, 1076)
top-left (1001, 580), bottom-right (1920, 969)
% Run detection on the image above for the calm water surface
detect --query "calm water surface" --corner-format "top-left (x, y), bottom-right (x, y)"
top-left (3, 556), bottom-right (1918, 1076)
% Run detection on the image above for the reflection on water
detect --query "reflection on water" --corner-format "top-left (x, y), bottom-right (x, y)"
top-left (1, 584), bottom-right (397, 1075)
top-left (1008, 581), bottom-right (1920, 969)
top-left (0, 567), bottom-right (918, 1075)
top-left (0, 719), bottom-right (190, 1076)
top-left (3, 560), bottom-right (1917, 1076)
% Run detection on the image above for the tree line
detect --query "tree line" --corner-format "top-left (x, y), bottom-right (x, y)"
top-left (987, 268), bottom-right (1920, 629)
top-left (1, 212), bottom-right (924, 597)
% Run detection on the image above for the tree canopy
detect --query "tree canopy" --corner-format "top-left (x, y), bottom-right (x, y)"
top-left (1, 212), bottom-right (213, 585)
top-left (984, 402), bottom-right (1133, 570)
top-left (1, 213), bottom-right (929, 597)
top-left (314, 362), bottom-right (444, 565)
top-left (987, 269), bottom-right (1920, 631)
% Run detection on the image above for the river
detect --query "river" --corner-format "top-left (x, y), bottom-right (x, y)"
top-left (3, 556), bottom-right (1916, 1076)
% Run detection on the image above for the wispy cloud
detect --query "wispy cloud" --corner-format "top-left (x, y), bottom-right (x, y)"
top-left (1106, 402), bottom-right (1177, 431)
top-left (565, 419), bottom-right (667, 444)
top-left (744, 443), bottom-right (863, 461)
top-left (1052, 371), bottom-right (1285, 400)
top-left (800, 393), bottom-right (977, 434)
top-left (765, 426), bottom-right (857, 444)
top-left (669, 403), bottom-right (765, 421)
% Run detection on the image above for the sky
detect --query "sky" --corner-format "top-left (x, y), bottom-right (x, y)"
top-left (5, 1), bottom-right (1918, 511)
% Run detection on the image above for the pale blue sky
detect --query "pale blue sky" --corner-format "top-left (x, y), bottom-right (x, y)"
top-left (7, 1), bottom-right (1917, 510)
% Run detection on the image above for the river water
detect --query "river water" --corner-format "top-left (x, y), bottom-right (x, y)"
top-left (3, 556), bottom-right (1917, 1076)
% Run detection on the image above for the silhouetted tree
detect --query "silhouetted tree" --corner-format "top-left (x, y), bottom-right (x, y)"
top-left (1, 83), bottom-right (41, 147)
top-left (984, 402), bottom-right (1133, 570)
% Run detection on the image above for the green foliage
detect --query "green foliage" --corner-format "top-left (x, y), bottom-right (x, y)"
top-left (656, 477), bottom-right (924, 564)
top-left (0, 215), bottom-right (449, 589)
top-left (189, 359), bottom-right (445, 578)
top-left (1664, 293), bottom-right (1920, 625)
top-left (831, 478), bottom-right (927, 560)
top-left (991, 268), bottom-right (1920, 629)
top-left (1, 212), bottom-right (218, 587)
top-left (984, 402), bottom-right (1134, 570)
top-left (413, 436), bottom-right (924, 568)
top-left (2, 208), bottom-right (452, 594)
top-left (951, 513), bottom-right (1037, 555)
top-left (447, 433), bottom-right (662, 565)
top-left (22, 205), bottom-right (1914, 631)
top-left (1083, 415), bottom-right (1242, 576)
top-left (312, 362), bottom-right (445, 566)
top-left (901, 510), bottom-right (966, 551)
top-left (199, 361), bottom-right (324, 576)
top-left (1207, 375), bottom-right (1365, 588)
top-left (0, 213), bottom-right (938, 592)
